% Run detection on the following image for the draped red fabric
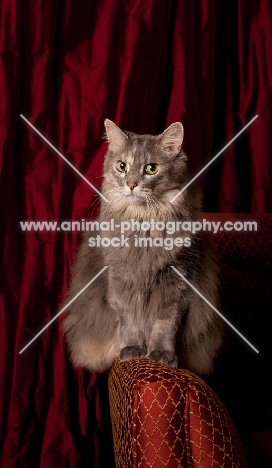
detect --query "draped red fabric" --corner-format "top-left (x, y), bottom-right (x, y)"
top-left (1, 1), bottom-right (272, 467)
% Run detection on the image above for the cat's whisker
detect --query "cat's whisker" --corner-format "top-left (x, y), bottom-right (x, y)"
top-left (63, 120), bottom-right (225, 378)
top-left (85, 194), bottom-right (101, 210)
top-left (150, 194), bottom-right (173, 221)
top-left (143, 193), bottom-right (152, 216)
top-left (102, 193), bottom-right (124, 221)
top-left (98, 197), bottom-right (117, 220)
top-left (103, 188), bottom-right (123, 197)
top-left (145, 193), bottom-right (169, 220)
top-left (85, 198), bottom-right (102, 219)
top-left (145, 194), bottom-right (159, 214)
top-left (148, 198), bottom-right (160, 218)
top-left (99, 202), bottom-right (116, 221)
top-left (145, 195), bottom-right (157, 217)
top-left (89, 203), bottom-right (101, 219)
top-left (140, 188), bottom-right (152, 194)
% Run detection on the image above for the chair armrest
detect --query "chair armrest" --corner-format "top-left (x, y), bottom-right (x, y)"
top-left (108, 359), bottom-right (247, 467)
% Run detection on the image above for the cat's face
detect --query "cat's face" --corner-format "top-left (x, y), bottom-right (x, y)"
top-left (102, 120), bottom-right (188, 210)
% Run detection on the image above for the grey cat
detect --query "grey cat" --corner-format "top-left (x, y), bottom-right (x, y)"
top-left (63, 120), bottom-right (224, 376)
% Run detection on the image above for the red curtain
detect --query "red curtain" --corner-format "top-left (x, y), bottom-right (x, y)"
top-left (1, 1), bottom-right (272, 467)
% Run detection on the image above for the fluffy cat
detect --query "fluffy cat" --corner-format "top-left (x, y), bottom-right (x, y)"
top-left (63, 120), bottom-right (224, 376)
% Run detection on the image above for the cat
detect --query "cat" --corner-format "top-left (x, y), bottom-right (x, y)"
top-left (62, 119), bottom-right (224, 376)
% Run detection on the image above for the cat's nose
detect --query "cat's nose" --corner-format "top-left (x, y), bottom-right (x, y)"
top-left (127, 182), bottom-right (137, 191)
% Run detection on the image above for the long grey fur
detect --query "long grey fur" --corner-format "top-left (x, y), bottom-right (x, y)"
top-left (62, 120), bottom-right (224, 375)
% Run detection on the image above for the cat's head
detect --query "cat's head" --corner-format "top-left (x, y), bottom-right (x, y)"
top-left (102, 120), bottom-right (188, 212)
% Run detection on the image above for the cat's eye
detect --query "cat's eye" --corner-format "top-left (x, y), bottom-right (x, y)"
top-left (144, 163), bottom-right (158, 175)
top-left (116, 161), bottom-right (127, 172)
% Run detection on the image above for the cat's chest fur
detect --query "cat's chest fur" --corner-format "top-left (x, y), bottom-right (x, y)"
top-left (99, 221), bottom-right (187, 274)
top-left (63, 120), bottom-right (224, 375)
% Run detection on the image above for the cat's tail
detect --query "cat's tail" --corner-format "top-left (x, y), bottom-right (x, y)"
top-left (179, 286), bottom-right (225, 376)
top-left (62, 310), bottom-right (120, 373)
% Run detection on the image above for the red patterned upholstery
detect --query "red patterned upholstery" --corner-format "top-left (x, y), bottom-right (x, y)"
top-left (108, 214), bottom-right (272, 467)
top-left (108, 359), bottom-right (247, 467)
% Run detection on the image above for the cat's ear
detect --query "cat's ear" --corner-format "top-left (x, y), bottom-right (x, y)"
top-left (157, 122), bottom-right (184, 155)
top-left (104, 119), bottom-right (128, 151)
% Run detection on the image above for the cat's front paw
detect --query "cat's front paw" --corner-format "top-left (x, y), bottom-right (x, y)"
top-left (147, 350), bottom-right (178, 368)
top-left (119, 345), bottom-right (146, 362)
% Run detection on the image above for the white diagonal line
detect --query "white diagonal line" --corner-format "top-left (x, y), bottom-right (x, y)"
top-left (170, 115), bottom-right (258, 203)
top-left (19, 266), bottom-right (108, 354)
top-left (171, 266), bottom-right (259, 353)
top-left (20, 114), bottom-right (108, 202)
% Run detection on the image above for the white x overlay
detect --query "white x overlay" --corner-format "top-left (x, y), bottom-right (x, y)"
top-left (19, 114), bottom-right (259, 354)
top-left (19, 266), bottom-right (108, 354)
top-left (171, 266), bottom-right (259, 353)
top-left (170, 115), bottom-right (258, 202)
top-left (20, 115), bottom-right (109, 202)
